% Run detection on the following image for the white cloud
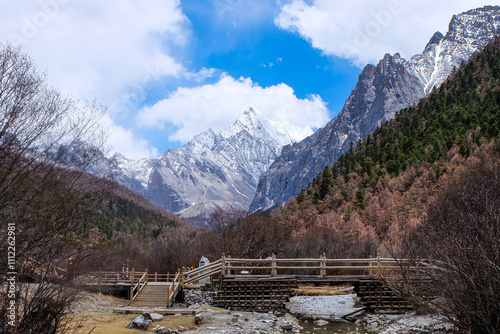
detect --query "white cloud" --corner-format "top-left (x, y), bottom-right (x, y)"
top-left (275, 0), bottom-right (492, 66)
top-left (1, 0), bottom-right (189, 103)
top-left (0, 0), bottom-right (189, 158)
top-left (100, 115), bottom-right (159, 160)
top-left (137, 75), bottom-right (329, 143)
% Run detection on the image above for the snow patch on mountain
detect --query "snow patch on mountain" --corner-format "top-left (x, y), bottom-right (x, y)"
top-left (110, 106), bottom-right (314, 223)
top-left (250, 5), bottom-right (500, 212)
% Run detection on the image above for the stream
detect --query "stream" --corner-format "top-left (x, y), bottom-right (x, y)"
top-left (298, 319), bottom-right (370, 333)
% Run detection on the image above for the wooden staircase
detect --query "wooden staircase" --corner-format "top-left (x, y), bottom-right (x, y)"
top-left (131, 282), bottom-right (172, 308)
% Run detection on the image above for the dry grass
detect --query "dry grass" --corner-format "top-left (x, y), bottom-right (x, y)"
top-left (293, 284), bottom-right (355, 296)
top-left (64, 291), bottom-right (197, 334)
top-left (70, 312), bottom-right (197, 334)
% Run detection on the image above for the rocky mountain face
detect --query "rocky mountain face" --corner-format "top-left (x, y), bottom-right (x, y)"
top-left (249, 6), bottom-right (500, 212)
top-left (110, 107), bottom-right (312, 223)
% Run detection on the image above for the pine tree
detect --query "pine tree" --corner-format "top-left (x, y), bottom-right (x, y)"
top-left (319, 165), bottom-right (334, 199)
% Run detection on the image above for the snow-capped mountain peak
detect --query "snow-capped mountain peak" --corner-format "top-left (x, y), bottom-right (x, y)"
top-left (220, 106), bottom-right (313, 146)
top-left (109, 105), bottom-right (316, 224)
top-left (250, 5), bottom-right (500, 212)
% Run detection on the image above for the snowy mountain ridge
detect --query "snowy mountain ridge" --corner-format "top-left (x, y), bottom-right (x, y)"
top-left (110, 106), bottom-right (313, 223)
top-left (250, 6), bottom-right (500, 212)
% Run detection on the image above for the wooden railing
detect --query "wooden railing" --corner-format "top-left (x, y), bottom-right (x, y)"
top-left (218, 254), bottom-right (408, 279)
top-left (82, 256), bottom-right (413, 287)
top-left (183, 254), bottom-right (412, 283)
top-left (147, 272), bottom-right (177, 282)
top-left (80, 255), bottom-right (417, 307)
top-left (77, 269), bottom-right (147, 286)
top-left (184, 259), bottom-right (223, 284)
top-left (167, 270), bottom-right (182, 306)
top-left (130, 270), bottom-right (148, 303)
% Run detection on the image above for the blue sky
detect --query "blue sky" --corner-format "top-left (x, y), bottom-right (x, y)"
top-left (0, 0), bottom-right (492, 159)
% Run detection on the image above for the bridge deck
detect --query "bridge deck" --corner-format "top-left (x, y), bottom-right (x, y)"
top-left (79, 255), bottom-right (424, 311)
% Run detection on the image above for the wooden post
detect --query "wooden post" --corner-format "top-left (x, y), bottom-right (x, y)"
top-left (130, 286), bottom-right (133, 303)
top-left (221, 253), bottom-right (226, 276)
top-left (227, 255), bottom-right (231, 275)
top-left (131, 268), bottom-right (135, 285)
top-left (320, 253), bottom-right (326, 277)
top-left (67, 258), bottom-right (75, 283)
top-left (166, 283), bottom-right (171, 307)
top-left (271, 253), bottom-right (277, 276)
top-left (376, 249), bottom-right (381, 278)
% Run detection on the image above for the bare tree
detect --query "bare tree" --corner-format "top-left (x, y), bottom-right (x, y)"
top-left (0, 44), bottom-right (107, 334)
top-left (209, 205), bottom-right (247, 255)
top-left (398, 141), bottom-right (500, 333)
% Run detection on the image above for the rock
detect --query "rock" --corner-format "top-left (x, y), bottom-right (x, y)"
top-left (194, 314), bottom-right (203, 325)
top-left (250, 6), bottom-right (500, 213)
top-left (281, 324), bottom-right (293, 330)
top-left (127, 315), bottom-right (152, 330)
top-left (152, 326), bottom-right (169, 334)
top-left (313, 319), bottom-right (329, 326)
top-left (150, 313), bottom-right (164, 322)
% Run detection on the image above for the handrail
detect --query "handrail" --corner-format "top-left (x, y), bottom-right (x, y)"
top-left (184, 259), bottom-right (222, 280)
top-left (130, 270), bottom-right (148, 303)
top-left (217, 255), bottom-right (416, 278)
top-left (80, 256), bottom-right (419, 307)
top-left (167, 271), bottom-right (182, 306)
top-left (147, 272), bottom-right (177, 282)
top-left (184, 264), bottom-right (223, 285)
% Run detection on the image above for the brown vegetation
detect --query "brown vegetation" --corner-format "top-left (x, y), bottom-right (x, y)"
top-left (396, 141), bottom-right (500, 334)
top-left (0, 44), bottom-right (107, 334)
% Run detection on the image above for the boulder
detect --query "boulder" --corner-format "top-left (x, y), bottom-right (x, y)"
top-left (150, 313), bottom-right (164, 322)
top-left (127, 315), bottom-right (152, 330)
top-left (313, 319), bottom-right (329, 326)
top-left (194, 314), bottom-right (203, 325)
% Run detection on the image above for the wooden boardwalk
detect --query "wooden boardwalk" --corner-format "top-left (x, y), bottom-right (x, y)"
top-left (82, 254), bottom-right (422, 312)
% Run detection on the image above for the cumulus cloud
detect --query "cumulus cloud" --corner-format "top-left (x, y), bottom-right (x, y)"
top-left (275, 0), bottom-right (492, 66)
top-left (137, 75), bottom-right (329, 143)
top-left (100, 115), bottom-right (159, 160)
top-left (0, 0), bottom-right (190, 158)
top-left (1, 0), bottom-right (189, 103)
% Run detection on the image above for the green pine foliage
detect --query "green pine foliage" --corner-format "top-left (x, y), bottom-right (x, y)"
top-left (80, 193), bottom-right (179, 243)
top-left (303, 36), bottom-right (500, 204)
top-left (319, 165), bottom-right (335, 199)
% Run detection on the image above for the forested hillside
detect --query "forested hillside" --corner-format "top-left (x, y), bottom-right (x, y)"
top-left (279, 36), bottom-right (500, 248)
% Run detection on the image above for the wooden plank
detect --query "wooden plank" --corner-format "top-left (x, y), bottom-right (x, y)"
top-left (113, 308), bottom-right (196, 315)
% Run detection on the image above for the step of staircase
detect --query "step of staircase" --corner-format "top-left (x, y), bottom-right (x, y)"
top-left (131, 282), bottom-right (172, 308)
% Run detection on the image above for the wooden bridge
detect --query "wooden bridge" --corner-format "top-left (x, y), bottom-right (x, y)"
top-left (82, 254), bottom-right (423, 313)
